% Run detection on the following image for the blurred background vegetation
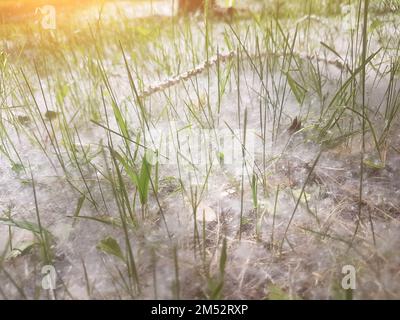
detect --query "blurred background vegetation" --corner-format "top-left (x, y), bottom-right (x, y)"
top-left (1, 0), bottom-right (399, 23)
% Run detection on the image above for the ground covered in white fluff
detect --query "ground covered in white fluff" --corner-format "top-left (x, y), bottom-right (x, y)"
top-left (0, 0), bottom-right (400, 299)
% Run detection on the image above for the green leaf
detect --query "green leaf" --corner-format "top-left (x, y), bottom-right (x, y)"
top-left (112, 149), bottom-right (139, 186)
top-left (251, 174), bottom-right (258, 208)
top-left (56, 83), bottom-right (69, 106)
top-left (268, 285), bottom-right (291, 300)
top-left (113, 149), bottom-right (154, 206)
top-left (219, 238), bottom-right (227, 276)
top-left (73, 195), bottom-right (85, 220)
top-left (363, 159), bottom-right (385, 170)
top-left (137, 155), bottom-right (152, 205)
top-left (111, 101), bottom-right (129, 139)
top-left (209, 278), bottom-right (224, 300)
top-left (0, 217), bottom-right (52, 237)
top-left (285, 72), bottom-right (307, 104)
top-left (97, 236), bottom-right (125, 262)
top-left (69, 215), bottom-right (122, 227)
top-left (370, 19), bottom-right (382, 32)
top-left (320, 41), bottom-right (343, 62)
top-left (11, 163), bottom-right (25, 174)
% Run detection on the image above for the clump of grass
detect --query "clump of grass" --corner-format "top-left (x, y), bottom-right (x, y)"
top-left (0, 0), bottom-right (400, 300)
